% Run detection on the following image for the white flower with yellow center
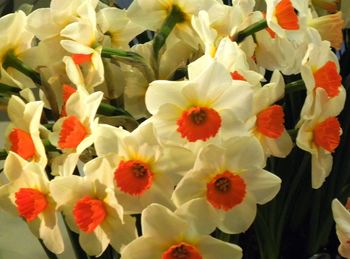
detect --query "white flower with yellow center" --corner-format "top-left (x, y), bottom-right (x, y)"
top-left (49, 160), bottom-right (137, 256)
top-left (332, 199), bottom-right (350, 259)
top-left (297, 89), bottom-right (343, 189)
top-left (145, 60), bottom-right (253, 147)
top-left (0, 152), bottom-right (64, 254)
top-left (172, 137), bottom-right (281, 234)
top-left (120, 203), bottom-right (243, 259)
top-left (94, 122), bottom-right (194, 214)
top-left (5, 96), bottom-right (47, 168)
top-left (0, 10), bottom-right (35, 89)
top-left (300, 40), bottom-right (345, 121)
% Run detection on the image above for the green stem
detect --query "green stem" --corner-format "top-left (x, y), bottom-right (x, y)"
top-left (3, 52), bottom-right (41, 85)
top-left (217, 229), bottom-right (231, 242)
top-left (38, 238), bottom-right (58, 259)
top-left (0, 149), bottom-right (7, 160)
top-left (97, 102), bottom-right (133, 117)
top-left (285, 80), bottom-right (306, 94)
top-left (101, 47), bottom-right (144, 62)
top-left (235, 19), bottom-right (268, 43)
top-left (0, 82), bottom-right (20, 94)
top-left (308, 189), bottom-right (322, 255)
top-left (152, 5), bottom-right (186, 78)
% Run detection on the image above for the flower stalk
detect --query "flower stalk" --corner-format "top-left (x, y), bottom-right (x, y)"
top-left (234, 19), bottom-right (268, 43)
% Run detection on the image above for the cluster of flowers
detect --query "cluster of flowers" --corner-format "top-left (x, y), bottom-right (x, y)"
top-left (0, 0), bottom-right (348, 258)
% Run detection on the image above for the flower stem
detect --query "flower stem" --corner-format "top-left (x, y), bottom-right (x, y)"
top-left (152, 5), bottom-right (186, 78)
top-left (0, 82), bottom-right (20, 94)
top-left (0, 149), bottom-right (7, 160)
top-left (285, 80), bottom-right (306, 94)
top-left (217, 229), bottom-right (231, 242)
top-left (101, 48), bottom-right (144, 62)
top-left (97, 102), bottom-right (133, 117)
top-left (235, 19), bottom-right (268, 43)
top-left (3, 52), bottom-right (41, 85)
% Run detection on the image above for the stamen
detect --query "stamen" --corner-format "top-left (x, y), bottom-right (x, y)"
top-left (15, 188), bottom-right (48, 222)
top-left (275, 0), bottom-right (299, 30)
top-left (256, 105), bottom-right (285, 139)
top-left (114, 160), bottom-right (153, 196)
top-left (313, 117), bottom-right (341, 152)
top-left (9, 128), bottom-right (35, 160)
top-left (58, 116), bottom-right (88, 149)
top-left (73, 196), bottom-right (107, 233)
top-left (206, 171), bottom-right (246, 211)
top-left (72, 54), bottom-right (92, 65)
top-left (162, 242), bottom-right (202, 259)
top-left (313, 61), bottom-right (342, 97)
top-left (176, 106), bottom-right (221, 142)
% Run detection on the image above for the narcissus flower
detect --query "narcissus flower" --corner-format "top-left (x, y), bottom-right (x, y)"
top-left (332, 199), bottom-right (350, 258)
top-left (5, 96), bottom-right (47, 168)
top-left (246, 70), bottom-right (293, 158)
top-left (297, 89), bottom-right (342, 189)
top-left (265, 0), bottom-right (308, 42)
top-left (94, 122), bottom-right (194, 214)
top-left (172, 137), bottom-right (281, 234)
top-left (300, 40), bottom-right (345, 121)
top-left (50, 160), bottom-right (137, 256)
top-left (49, 89), bottom-right (103, 176)
top-left (145, 60), bottom-right (252, 147)
top-left (0, 152), bottom-right (64, 254)
top-left (120, 203), bottom-right (243, 259)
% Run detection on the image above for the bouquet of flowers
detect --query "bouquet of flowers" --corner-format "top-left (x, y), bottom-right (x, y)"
top-left (0, 0), bottom-right (349, 258)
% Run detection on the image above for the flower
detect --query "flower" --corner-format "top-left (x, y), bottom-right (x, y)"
top-left (332, 199), bottom-right (350, 258)
top-left (93, 122), bottom-right (194, 213)
top-left (297, 89), bottom-right (342, 189)
top-left (49, 159), bottom-right (137, 256)
top-left (172, 137), bottom-right (281, 234)
top-left (120, 203), bottom-right (243, 259)
top-left (0, 152), bottom-right (64, 254)
top-left (145, 60), bottom-right (252, 148)
top-left (5, 96), bottom-right (47, 168)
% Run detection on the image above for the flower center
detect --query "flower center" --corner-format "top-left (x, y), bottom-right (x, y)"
top-left (313, 117), bottom-right (341, 152)
top-left (162, 242), bottom-right (202, 259)
top-left (206, 171), bottom-right (246, 211)
top-left (58, 115), bottom-right (88, 149)
top-left (256, 105), bottom-right (285, 139)
top-left (176, 106), bottom-right (221, 142)
top-left (72, 54), bottom-right (92, 65)
top-left (15, 188), bottom-right (48, 222)
top-left (9, 128), bottom-right (36, 160)
top-left (114, 160), bottom-right (154, 196)
top-left (275, 0), bottom-right (299, 30)
top-left (230, 71), bottom-right (246, 81)
top-left (313, 61), bottom-right (342, 98)
top-left (73, 196), bottom-right (106, 233)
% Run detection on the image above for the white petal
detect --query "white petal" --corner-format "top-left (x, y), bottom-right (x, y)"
top-left (198, 235), bottom-right (243, 259)
top-left (263, 130), bottom-right (294, 158)
top-left (120, 236), bottom-right (163, 259)
top-left (80, 227), bottom-right (109, 256)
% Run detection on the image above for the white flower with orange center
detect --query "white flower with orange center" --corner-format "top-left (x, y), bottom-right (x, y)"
top-left (332, 199), bottom-right (350, 259)
top-left (172, 137), bottom-right (281, 234)
top-left (120, 203), bottom-right (243, 259)
top-left (94, 122), bottom-right (194, 214)
top-left (0, 152), bottom-right (64, 254)
top-left (127, 0), bottom-right (219, 49)
top-left (5, 96), bottom-right (47, 168)
top-left (246, 70), bottom-right (293, 158)
top-left (49, 161), bottom-right (137, 256)
top-left (297, 89), bottom-right (343, 189)
top-left (300, 40), bottom-right (345, 121)
top-left (49, 89), bottom-right (103, 175)
top-left (265, 0), bottom-right (308, 42)
top-left (145, 60), bottom-right (253, 147)
top-left (0, 10), bottom-right (36, 89)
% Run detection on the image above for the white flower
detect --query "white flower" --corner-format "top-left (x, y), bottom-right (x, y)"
top-left (145, 60), bottom-right (252, 148)
top-left (0, 152), bottom-right (64, 254)
top-left (93, 122), bottom-right (194, 214)
top-left (5, 96), bottom-right (47, 168)
top-left (50, 161), bottom-right (137, 256)
top-left (120, 203), bottom-right (243, 259)
top-left (297, 89), bottom-right (342, 189)
top-left (332, 199), bottom-right (350, 258)
top-left (172, 137), bottom-right (281, 234)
